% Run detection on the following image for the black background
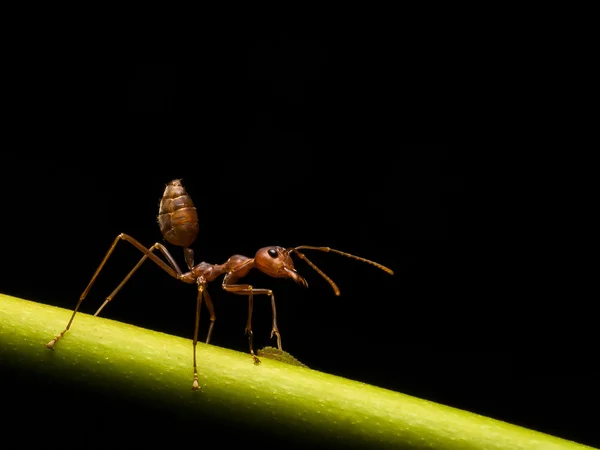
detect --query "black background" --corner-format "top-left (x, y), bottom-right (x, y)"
top-left (1, 37), bottom-right (597, 448)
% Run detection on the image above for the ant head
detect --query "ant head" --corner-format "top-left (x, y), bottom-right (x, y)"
top-left (254, 246), bottom-right (308, 288)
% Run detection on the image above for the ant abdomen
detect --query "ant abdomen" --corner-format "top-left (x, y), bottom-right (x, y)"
top-left (157, 179), bottom-right (199, 247)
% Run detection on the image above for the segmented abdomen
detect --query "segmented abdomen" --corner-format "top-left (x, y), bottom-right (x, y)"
top-left (157, 179), bottom-right (199, 247)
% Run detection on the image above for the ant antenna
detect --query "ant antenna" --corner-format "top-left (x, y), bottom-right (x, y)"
top-left (289, 246), bottom-right (394, 296)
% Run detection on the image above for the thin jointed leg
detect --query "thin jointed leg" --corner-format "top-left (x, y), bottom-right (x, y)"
top-left (201, 286), bottom-right (216, 345)
top-left (192, 285), bottom-right (204, 391)
top-left (222, 274), bottom-right (281, 361)
top-left (94, 242), bottom-right (183, 317)
top-left (244, 293), bottom-right (260, 364)
top-left (46, 233), bottom-right (182, 349)
top-left (269, 294), bottom-right (282, 350)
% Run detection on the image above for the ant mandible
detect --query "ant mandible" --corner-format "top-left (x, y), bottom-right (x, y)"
top-left (46, 179), bottom-right (394, 390)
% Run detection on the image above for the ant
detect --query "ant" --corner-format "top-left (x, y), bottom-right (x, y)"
top-left (46, 179), bottom-right (394, 390)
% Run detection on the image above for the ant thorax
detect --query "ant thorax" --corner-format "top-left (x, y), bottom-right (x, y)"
top-left (182, 261), bottom-right (227, 284)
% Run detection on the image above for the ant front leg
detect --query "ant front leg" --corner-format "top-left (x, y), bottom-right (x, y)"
top-left (222, 273), bottom-right (282, 363)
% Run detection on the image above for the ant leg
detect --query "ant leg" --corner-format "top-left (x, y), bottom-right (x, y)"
top-left (201, 285), bottom-right (216, 345)
top-left (222, 274), bottom-right (281, 360)
top-left (192, 283), bottom-right (204, 391)
top-left (269, 294), bottom-right (282, 351)
top-left (244, 292), bottom-right (260, 364)
top-left (94, 242), bottom-right (183, 317)
top-left (46, 233), bottom-right (182, 350)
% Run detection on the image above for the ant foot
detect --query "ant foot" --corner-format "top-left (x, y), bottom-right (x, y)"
top-left (270, 330), bottom-right (282, 350)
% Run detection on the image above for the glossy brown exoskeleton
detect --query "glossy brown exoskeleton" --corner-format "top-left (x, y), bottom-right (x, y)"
top-left (46, 179), bottom-right (394, 390)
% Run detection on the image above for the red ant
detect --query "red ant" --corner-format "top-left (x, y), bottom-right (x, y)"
top-left (46, 179), bottom-right (394, 390)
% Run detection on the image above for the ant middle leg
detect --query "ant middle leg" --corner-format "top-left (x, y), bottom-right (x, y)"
top-left (244, 292), bottom-right (260, 364)
top-left (192, 283), bottom-right (205, 391)
top-left (200, 283), bottom-right (216, 345)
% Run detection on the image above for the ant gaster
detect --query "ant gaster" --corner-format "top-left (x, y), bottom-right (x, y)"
top-left (46, 179), bottom-right (394, 390)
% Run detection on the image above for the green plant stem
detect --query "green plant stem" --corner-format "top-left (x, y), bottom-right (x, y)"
top-left (0, 293), bottom-right (594, 449)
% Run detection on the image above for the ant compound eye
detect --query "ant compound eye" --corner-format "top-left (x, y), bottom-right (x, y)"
top-left (268, 248), bottom-right (278, 258)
